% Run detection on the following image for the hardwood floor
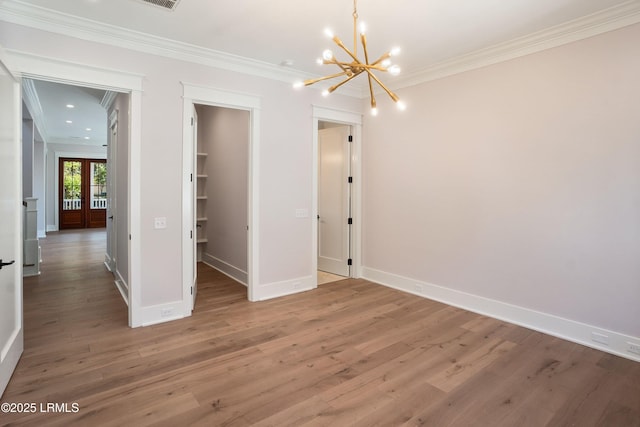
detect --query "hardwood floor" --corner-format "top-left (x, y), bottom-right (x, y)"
top-left (2, 230), bottom-right (639, 426)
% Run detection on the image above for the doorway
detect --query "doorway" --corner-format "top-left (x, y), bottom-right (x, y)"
top-left (317, 122), bottom-right (352, 282)
top-left (13, 51), bottom-right (142, 327)
top-left (312, 106), bottom-right (362, 287)
top-left (191, 104), bottom-right (249, 310)
top-left (58, 158), bottom-right (107, 229)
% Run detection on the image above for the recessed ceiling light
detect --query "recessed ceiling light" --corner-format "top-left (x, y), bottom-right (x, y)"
top-left (85, 128), bottom-right (92, 131)
top-left (84, 136), bottom-right (90, 140)
top-left (66, 104), bottom-right (75, 108)
top-left (65, 120), bottom-right (73, 124)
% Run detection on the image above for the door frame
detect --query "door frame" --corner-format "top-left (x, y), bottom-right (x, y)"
top-left (182, 82), bottom-right (260, 309)
top-left (7, 50), bottom-right (144, 327)
top-left (318, 124), bottom-right (352, 277)
top-left (312, 106), bottom-right (362, 286)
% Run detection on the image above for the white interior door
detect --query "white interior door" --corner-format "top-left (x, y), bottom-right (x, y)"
top-left (318, 125), bottom-right (351, 277)
top-left (106, 113), bottom-right (117, 272)
top-left (0, 48), bottom-right (24, 397)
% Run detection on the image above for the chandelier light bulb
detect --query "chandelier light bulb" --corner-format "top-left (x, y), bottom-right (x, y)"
top-left (381, 58), bottom-right (392, 68)
top-left (293, 81), bottom-right (304, 89)
top-left (322, 49), bottom-right (334, 61)
top-left (390, 46), bottom-right (401, 56)
top-left (359, 22), bottom-right (367, 35)
top-left (397, 100), bottom-right (407, 111)
top-left (324, 28), bottom-right (334, 39)
top-left (322, 89), bottom-right (330, 97)
top-left (316, 58), bottom-right (324, 65)
top-left (388, 64), bottom-right (401, 76)
top-left (371, 107), bottom-right (379, 116)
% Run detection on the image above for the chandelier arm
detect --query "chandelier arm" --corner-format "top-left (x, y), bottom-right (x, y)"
top-left (332, 37), bottom-right (363, 66)
top-left (304, 70), bottom-right (350, 86)
top-left (360, 33), bottom-right (370, 65)
top-left (363, 68), bottom-right (400, 103)
top-left (323, 58), bottom-right (353, 74)
top-left (370, 52), bottom-right (392, 67)
top-left (367, 74), bottom-right (376, 109)
top-left (328, 70), bottom-right (364, 93)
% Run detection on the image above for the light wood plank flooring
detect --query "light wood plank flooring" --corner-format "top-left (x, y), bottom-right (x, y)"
top-left (2, 230), bottom-right (639, 426)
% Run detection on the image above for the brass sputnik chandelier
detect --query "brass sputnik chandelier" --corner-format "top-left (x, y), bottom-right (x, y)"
top-left (294, 0), bottom-right (405, 115)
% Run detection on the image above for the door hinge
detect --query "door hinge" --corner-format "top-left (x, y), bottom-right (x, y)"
top-left (190, 173), bottom-right (193, 182)
top-left (190, 230), bottom-right (193, 239)
top-left (348, 135), bottom-right (353, 142)
top-left (191, 286), bottom-right (193, 295)
top-left (347, 258), bottom-right (353, 266)
top-left (191, 117), bottom-right (194, 126)
top-left (347, 217), bottom-right (353, 225)
top-left (348, 176), bottom-right (353, 183)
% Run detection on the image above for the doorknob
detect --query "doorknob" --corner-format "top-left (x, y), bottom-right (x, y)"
top-left (109, 216), bottom-right (114, 220)
top-left (0, 259), bottom-right (15, 270)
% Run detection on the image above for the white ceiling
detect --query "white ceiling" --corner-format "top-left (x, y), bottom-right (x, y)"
top-left (4, 0), bottom-right (640, 145)
top-left (5, 0), bottom-right (638, 76)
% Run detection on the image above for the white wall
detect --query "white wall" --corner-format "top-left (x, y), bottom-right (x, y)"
top-left (0, 21), bottom-right (362, 313)
top-left (196, 105), bottom-right (249, 284)
top-left (362, 23), bottom-right (640, 357)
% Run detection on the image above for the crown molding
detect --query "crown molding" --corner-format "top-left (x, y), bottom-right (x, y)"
top-left (394, 0), bottom-right (640, 90)
top-left (2, 0), bottom-right (639, 98)
top-left (0, 0), bottom-right (363, 97)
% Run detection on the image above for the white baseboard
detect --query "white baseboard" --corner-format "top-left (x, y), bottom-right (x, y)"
top-left (201, 252), bottom-right (248, 285)
top-left (46, 225), bottom-right (57, 232)
top-left (37, 229), bottom-right (46, 239)
top-left (255, 275), bottom-right (315, 301)
top-left (113, 269), bottom-right (129, 306)
top-left (136, 300), bottom-right (186, 327)
top-left (362, 267), bottom-right (640, 362)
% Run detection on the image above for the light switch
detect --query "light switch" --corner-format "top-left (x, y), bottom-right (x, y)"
top-left (154, 217), bottom-right (167, 229)
top-left (295, 209), bottom-right (309, 218)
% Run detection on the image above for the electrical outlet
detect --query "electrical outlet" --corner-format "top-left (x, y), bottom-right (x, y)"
top-left (160, 307), bottom-right (173, 318)
top-left (591, 332), bottom-right (609, 346)
top-left (154, 217), bottom-right (167, 229)
top-left (628, 342), bottom-right (640, 355)
top-left (414, 284), bottom-right (423, 293)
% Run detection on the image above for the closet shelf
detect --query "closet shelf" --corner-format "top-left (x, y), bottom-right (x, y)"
top-left (197, 152), bottom-right (208, 157)
top-left (196, 217), bottom-right (208, 222)
top-left (197, 174), bottom-right (208, 179)
top-left (197, 196), bottom-right (208, 200)
top-left (196, 238), bottom-right (208, 244)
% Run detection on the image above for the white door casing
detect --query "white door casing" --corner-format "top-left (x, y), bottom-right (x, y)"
top-left (6, 50), bottom-right (143, 327)
top-left (318, 126), bottom-right (351, 277)
top-left (0, 46), bottom-right (23, 398)
top-left (312, 106), bottom-right (362, 286)
top-left (182, 83), bottom-right (260, 308)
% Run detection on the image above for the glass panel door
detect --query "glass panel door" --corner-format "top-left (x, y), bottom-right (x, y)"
top-left (59, 159), bottom-right (85, 229)
top-left (59, 158), bottom-right (107, 229)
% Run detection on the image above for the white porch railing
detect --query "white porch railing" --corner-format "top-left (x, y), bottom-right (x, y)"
top-left (62, 198), bottom-right (107, 210)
